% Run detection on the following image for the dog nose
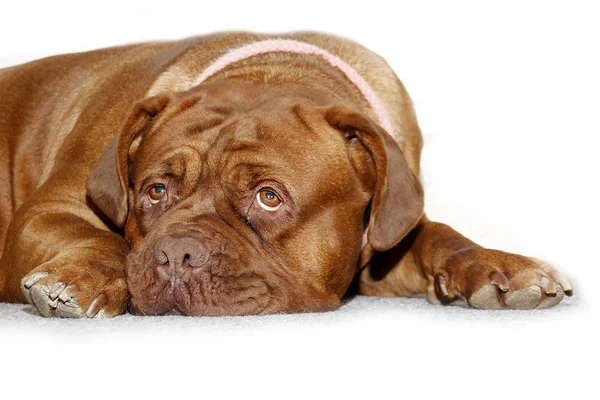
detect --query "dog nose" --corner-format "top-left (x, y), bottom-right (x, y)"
top-left (152, 234), bottom-right (209, 271)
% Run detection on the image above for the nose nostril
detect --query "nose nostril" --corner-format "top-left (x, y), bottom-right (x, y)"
top-left (153, 235), bottom-right (210, 269)
top-left (153, 247), bottom-right (169, 265)
top-left (159, 252), bottom-right (169, 265)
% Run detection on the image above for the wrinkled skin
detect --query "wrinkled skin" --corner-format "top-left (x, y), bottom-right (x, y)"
top-left (122, 83), bottom-right (374, 315)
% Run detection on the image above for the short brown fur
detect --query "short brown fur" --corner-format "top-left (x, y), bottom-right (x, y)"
top-left (0, 32), bottom-right (571, 316)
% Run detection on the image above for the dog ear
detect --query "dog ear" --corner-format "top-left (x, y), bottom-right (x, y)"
top-left (86, 93), bottom-right (174, 228)
top-left (325, 104), bottom-right (424, 251)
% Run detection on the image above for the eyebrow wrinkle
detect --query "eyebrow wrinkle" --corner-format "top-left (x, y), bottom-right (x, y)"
top-left (138, 162), bottom-right (175, 180)
top-left (184, 117), bottom-right (225, 136)
top-left (290, 104), bottom-right (316, 135)
top-left (149, 101), bottom-right (191, 135)
top-left (225, 141), bottom-right (262, 153)
top-left (204, 104), bottom-right (231, 115)
top-left (221, 162), bottom-right (270, 187)
top-left (229, 161), bottom-right (270, 172)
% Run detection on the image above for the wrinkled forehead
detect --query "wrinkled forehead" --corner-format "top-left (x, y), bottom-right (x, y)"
top-left (133, 93), bottom-right (353, 196)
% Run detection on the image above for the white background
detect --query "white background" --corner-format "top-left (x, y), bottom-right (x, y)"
top-left (0, 1), bottom-right (598, 399)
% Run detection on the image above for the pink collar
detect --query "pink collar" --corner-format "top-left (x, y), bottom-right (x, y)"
top-left (193, 39), bottom-right (396, 139)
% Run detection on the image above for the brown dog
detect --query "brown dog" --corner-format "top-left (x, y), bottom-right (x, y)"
top-left (0, 32), bottom-right (572, 317)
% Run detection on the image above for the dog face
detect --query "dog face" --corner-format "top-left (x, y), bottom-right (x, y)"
top-left (86, 82), bottom-right (423, 315)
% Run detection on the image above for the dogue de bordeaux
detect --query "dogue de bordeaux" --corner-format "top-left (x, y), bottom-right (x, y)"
top-left (0, 32), bottom-right (572, 317)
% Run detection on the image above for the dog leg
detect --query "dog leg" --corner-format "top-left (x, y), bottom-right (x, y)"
top-left (0, 197), bottom-right (128, 318)
top-left (359, 219), bottom-right (573, 309)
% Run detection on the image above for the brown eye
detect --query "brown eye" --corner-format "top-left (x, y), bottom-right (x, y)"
top-left (256, 189), bottom-right (282, 211)
top-left (148, 184), bottom-right (167, 203)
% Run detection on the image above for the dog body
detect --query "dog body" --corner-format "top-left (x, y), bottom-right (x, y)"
top-left (0, 32), bottom-right (571, 316)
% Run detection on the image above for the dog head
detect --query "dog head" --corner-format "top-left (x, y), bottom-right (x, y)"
top-left (86, 81), bottom-right (423, 315)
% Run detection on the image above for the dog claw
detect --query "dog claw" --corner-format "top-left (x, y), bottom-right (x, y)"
top-left (22, 272), bottom-right (48, 289)
top-left (435, 274), bottom-right (449, 297)
top-left (86, 293), bottom-right (107, 318)
top-left (58, 286), bottom-right (75, 302)
top-left (48, 282), bottom-right (66, 300)
top-left (29, 285), bottom-right (53, 317)
top-left (540, 276), bottom-right (558, 297)
top-left (536, 259), bottom-right (574, 297)
top-left (490, 271), bottom-right (509, 292)
top-left (556, 275), bottom-right (573, 296)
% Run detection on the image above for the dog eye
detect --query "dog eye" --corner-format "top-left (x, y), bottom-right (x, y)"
top-left (256, 189), bottom-right (282, 211)
top-left (148, 184), bottom-right (167, 203)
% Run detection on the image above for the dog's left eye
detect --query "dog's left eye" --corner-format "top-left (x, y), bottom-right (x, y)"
top-left (256, 189), bottom-right (282, 211)
top-left (148, 184), bottom-right (167, 204)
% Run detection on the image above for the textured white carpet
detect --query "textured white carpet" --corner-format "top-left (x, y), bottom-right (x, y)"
top-left (0, 294), bottom-right (579, 332)
top-left (1, 294), bottom-right (593, 400)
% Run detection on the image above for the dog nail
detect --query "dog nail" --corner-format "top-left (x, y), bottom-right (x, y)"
top-left (86, 293), bottom-right (107, 318)
top-left (48, 282), bottom-right (66, 300)
top-left (540, 263), bottom-right (573, 297)
top-left (435, 274), bottom-right (449, 297)
top-left (551, 271), bottom-right (573, 296)
top-left (490, 271), bottom-right (509, 292)
top-left (557, 276), bottom-right (573, 296)
top-left (58, 286), bottom-right (75, 302)
top-left (22, 272), bottom-right (48, 289)
top-left (540, 276), bottom-right (558, 297)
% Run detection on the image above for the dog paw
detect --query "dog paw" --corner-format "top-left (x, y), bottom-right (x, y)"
top-left (20, 260), bottom-right (127, 318)
top-left (429, 248), bottom-right (573, 310)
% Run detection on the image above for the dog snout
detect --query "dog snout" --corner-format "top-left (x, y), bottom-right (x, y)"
top-left (152, 234), bottom-right (210, 272)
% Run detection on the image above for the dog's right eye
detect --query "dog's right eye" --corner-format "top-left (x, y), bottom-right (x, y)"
top-left (148, 185), bottom-right (167, 204)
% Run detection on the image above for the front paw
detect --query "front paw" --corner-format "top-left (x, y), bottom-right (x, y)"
top-left (20, 258), bottom-right (127, 318)
top-left (429, 248), bottom-right (573, 310)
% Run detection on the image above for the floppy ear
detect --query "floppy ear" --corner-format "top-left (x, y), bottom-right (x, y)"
top-left (86, 93), bottom-right (174, 228)
top-left (325, 104), bottom-right (424, 251)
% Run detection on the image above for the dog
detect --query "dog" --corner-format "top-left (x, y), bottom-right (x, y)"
top-left (0, 32), bottom-right (573, 317)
